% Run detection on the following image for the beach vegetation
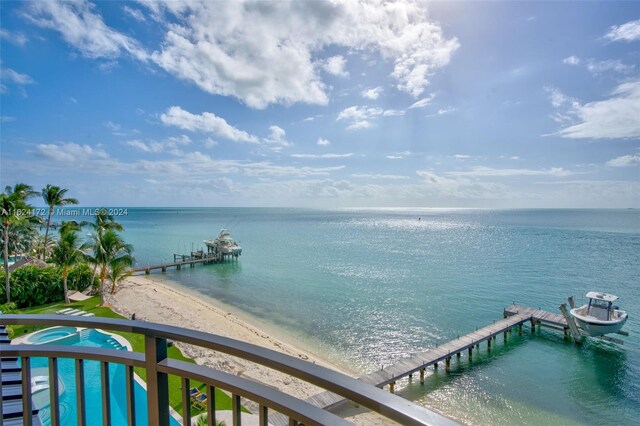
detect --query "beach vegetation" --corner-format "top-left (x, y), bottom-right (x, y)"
top-left (82, 209), bottom-right (125, 287)
top-left (0, 263), bottom-right (95, 307)
top-left (85, 229), bottom-right (134, 305)
top-left (1, 183), bottom-right (40, 303)
top-left (50, 222), bottom-right (84, 304)
top-left (41, 184), bottom-right (78, 260)
top-left (106, 257), bottom-right (132, 294)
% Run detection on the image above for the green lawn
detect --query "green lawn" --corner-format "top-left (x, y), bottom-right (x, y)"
top-left (7, 297), bottom-right (238, 416)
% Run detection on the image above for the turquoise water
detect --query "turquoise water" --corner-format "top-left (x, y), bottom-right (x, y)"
top-left (61, 208), bottom-right (639, 425)
top-left (27, 327), bottom-right (78, 344)
top-left (30, 328), bottom-right (180, 426)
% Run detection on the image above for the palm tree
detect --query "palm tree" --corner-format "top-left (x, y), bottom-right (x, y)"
top-left (50, 223), bottom-right (83, 304)
top-left (82, 210), bottom-right (124, 284)
top-left (85, 230), bottom-right (134, 306)
top-left (106, 259), bottom-right (132, 295)
top-left (41, 185), bottom-right (78, 260)
top-left (1, 183), bottom-right (38, 303)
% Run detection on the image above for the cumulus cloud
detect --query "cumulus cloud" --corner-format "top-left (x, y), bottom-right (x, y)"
top-left (144, 0), bottom-right (458, 107)
top-left (265, 125), bottom-right (293, 147)
top-left (362, 86), bottom-right (383, 100)
top-left (337, 106), bottom-right (383, 129)
top-left (337, 105), bottom-right (404, 129)
top-left (34, 143), bottom-right (109, 162)
top-left (563, 55), bottom-right (580, 65)
top-left (605, 19), bottom-right (640, 42)
top-left (24, 0), bottom-right (147, 60)
top-left (160, 106), bottom-right (259, 143)
top-left (606, 154), bottom-right (640, 167)
top-left (323, 55), bottom-right (349, 77)
top-left (317, 138), bottom-right (331, 146)
top-left (550, 80), bottom-right (640, 139)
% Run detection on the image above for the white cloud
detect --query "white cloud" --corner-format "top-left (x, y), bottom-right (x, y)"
top-left (265, 125), bottom-right (292, 147)
top-left (35, 143), bottom-right (109, 162)
top-left (361, 86), bottom-right (383, 100)
top-left (352, 173), bottom-right (408, 180)
top-left (125, 135), bottom-right (191, 154)
top-left (416, 170), bottom-right (510, 199)
top-left (606, 154), bottom-right (640, 167)
top-left (317, 138), bottom-right (331, 146)
top-left (291, 153), bottom-right (354, 159)
top-left (552, 80), bottom-right (640, 139)
top-left (605, 19), bottom-right (640, 42)
top-left (445, 166), bottom-right (573, 177)
top-left (123, 5), bottom-right (146, 22)
top-left (0, 29), bottom-right (28, 46)
top-left (243, 163), bottom-right (345, 177)
top-left (337, 106), bottom-right (383, 129)
top-left (1, 68), bottom-right (34, 85)
top-left (428, 106), bottom-right (457, 117)
top-left (386, 151), bottom-right (411, 159)
top-left (323, 55), bottom-right (349, 77)
top-left (24, 0), bottom-right (147, 60)
top-left (0, 116), bottom-right (16, 122)
top-left (454, 154), bottom-right (470, 159)
top-left (586, 59), bottom-right (634, 75)
top-left (337, 105), bottom-right (403, 129)
top-left (143, 0), bottom-right (457, 107)
top-left (204, 137), bottom-right (218, 148)
top-left (160, 106), bottom-right (259, 143)
top-left (563, 56), bottom-right (580, 65)
top-left (408, 94), bottom-right (435, 109)
top-left (382, 109), bottom-right (405, 116)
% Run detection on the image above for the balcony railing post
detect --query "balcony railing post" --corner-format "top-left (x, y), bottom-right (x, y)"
top-left (101, 361), bottom-right (111, 425)
top-left (21, 356), bottom-right (33, 425)
top-left (75, 359), bottom-right (86, 426)
top-left (48, 357), bottom-right (60, 426)
top-left (145, 335), bottom-right (169, 426)
top-left (125, 364), bottom-right (136, 426)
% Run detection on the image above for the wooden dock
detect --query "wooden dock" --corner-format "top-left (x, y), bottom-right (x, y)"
top-left (271, 304), bottom-right (586, 424)
top-left (130, 252), bottom-right (225, 274)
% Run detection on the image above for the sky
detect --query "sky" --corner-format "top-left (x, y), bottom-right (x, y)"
top-left (1, 0), bottom-right (639, 208)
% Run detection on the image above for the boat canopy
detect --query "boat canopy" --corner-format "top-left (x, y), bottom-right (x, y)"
top-left (585, 292), bottom-right (618, 303)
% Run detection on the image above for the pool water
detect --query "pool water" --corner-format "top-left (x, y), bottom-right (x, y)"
top-left (28, 328), bottom-right (181, 426)
top-left (27, 327), bottom-right (78, 344)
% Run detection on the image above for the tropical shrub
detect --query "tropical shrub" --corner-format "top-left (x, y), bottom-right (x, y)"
top-left (0, 263), bottom-right (96, 307)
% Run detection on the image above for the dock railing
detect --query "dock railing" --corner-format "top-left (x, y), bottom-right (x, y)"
top-left (0, 314), bottom-right (456, 426)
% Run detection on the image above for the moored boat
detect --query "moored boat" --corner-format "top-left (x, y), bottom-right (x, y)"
top-left (570, 292), bottom-right (628, 336)
top-left (204, 229), bottom-right (242, 256)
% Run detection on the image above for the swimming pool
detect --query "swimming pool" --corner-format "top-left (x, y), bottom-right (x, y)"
top-left (24, 328), bottom-right (181, 426)
top-left (26, 327), bottom-right (79, 344)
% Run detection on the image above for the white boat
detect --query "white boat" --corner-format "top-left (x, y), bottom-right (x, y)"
top-left (570, 292), bottom-right (628, 336)
top-left (204, 229), bottom-right (242, 256)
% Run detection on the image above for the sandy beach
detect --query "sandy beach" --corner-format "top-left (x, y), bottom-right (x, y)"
top-left (106, 274), bottom-right (393, 425)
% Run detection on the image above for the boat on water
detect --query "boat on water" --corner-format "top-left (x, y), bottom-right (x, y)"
top-left (570, 292), bottom-right (628, 336)
top-left (204, 229), bottom-right (242, 256)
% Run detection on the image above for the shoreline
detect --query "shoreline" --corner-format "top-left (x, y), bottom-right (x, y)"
top-left (106, 274), bottom-right (453, 425)
top-left (106, 274), bottom-right (357, 395)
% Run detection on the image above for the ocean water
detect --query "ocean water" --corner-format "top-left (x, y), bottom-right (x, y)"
top-left (65, 208), bottom-right (640, 425)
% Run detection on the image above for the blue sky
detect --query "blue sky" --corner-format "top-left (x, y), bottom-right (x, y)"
top-left (1, 1), bottom-right (639, 208)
